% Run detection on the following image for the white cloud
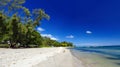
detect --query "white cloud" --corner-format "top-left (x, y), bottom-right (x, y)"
top-left (66, 35), bottom-right (74, 38)
top-left (86, 30), bottom-right (92, 34)
top-left (37, 27), bottom-right (45, 32)
top-left (41, 34), bottom-right (58, 40)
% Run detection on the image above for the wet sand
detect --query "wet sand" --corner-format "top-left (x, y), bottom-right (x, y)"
top-left (70, 49), bottom-right (120, 67)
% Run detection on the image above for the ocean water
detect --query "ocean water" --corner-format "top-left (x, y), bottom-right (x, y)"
top-left (72, 46), bottom-right (120, 67)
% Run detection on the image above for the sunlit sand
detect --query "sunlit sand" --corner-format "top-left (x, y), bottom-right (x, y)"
top-left (0, 47), bottom-right (84, 67)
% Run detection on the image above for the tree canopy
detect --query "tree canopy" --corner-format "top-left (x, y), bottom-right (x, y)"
top-left (0, 0), bottom-right (73, 48)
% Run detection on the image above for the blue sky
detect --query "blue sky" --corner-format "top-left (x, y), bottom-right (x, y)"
top-left (24, 0), bottom-right (120, 46)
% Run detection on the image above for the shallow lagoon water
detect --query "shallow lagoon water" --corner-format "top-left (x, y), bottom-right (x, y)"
top-left (71, 46), bottom-right (120, 67)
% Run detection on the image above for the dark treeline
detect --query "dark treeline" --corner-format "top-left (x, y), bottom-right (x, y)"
top-left (0, 0), bottom-right (73, 48)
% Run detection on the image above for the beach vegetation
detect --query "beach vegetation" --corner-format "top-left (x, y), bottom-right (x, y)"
top-left (0, 0), bottom-right (73, 48)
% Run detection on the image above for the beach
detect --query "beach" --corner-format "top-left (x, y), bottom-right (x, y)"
top-left (1, 47), bottom-right (120, 67)
top-left (72, 47), bottom-right (120, 67)
top-left (0, 47), bottom-right (84, 67)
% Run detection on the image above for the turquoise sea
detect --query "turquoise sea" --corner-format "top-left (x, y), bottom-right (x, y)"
top-left (71, 46), bottom-right (120, 67)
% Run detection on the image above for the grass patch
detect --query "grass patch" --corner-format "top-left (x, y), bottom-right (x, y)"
top-left (0, 44), bottom-right (9, 48)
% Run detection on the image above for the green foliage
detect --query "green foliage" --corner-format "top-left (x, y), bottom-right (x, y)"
top-left (23, 7), bottom-right (31, 18)
top-left (60, 41), bottom-right (73, 47)
top-left (33, 9), bottom-right (50, 26)
top-left (0, 44), bottom-right (9, 48)
top-left (0, 13), bottom-right (8, 41)
top-left (0, 0), bottom-right (10, 7)
top-left (0, 0), bottom-right (73, 48)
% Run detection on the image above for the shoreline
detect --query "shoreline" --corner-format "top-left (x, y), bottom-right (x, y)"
top-left (70, 48), bottom-right (120, 67)
top-left (0, 47), bottom-right (84, 67)
top-left (33, 48), bottom-right (84, 67)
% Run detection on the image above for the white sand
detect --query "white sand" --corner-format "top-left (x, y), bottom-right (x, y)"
top-left (0, 47), bottom-right (84, 67)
